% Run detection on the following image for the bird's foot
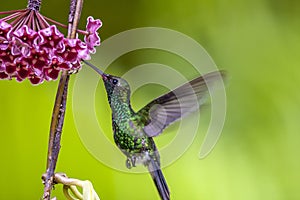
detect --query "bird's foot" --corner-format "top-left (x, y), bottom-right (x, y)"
top-left (132, 157), bottom-right (136, 167)
top-left (125, 157), bottom-right (137, 169)
top-left (126, 158), bottom-right (132, 169)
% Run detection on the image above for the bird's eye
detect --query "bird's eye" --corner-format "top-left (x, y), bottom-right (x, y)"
top-left (112, 79), bottom-right (118, 85)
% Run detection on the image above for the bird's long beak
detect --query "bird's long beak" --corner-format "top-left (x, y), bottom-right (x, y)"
top-left (82, 60), bottom-right (107, 80)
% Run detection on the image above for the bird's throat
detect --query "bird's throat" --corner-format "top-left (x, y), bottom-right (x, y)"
top-left (109, 96), bottom-right (134, 125)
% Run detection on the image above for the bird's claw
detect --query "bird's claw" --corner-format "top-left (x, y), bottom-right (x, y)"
top-left (126, 158), bottom-right (132, 169)
top-left (125, 157), bottom-right (137, 169)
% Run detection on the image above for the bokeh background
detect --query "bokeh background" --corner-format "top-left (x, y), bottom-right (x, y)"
top-left (1, 0), bottom-right (299, 199)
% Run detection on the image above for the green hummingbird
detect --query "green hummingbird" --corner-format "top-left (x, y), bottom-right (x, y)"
top-left (83, 60), bottom-right (226, 200)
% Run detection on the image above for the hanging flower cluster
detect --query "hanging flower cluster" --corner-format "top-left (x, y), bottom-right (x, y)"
top-left (0, 8), bottom-right (102, 84)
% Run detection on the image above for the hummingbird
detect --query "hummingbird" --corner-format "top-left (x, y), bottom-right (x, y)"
top-left (83, 60), bottom-right (226, 200)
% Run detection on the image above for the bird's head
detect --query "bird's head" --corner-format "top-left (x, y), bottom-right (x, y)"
top-left (83, 61), bottom-right (131, 104)
top-left (101, 73), bottom-right (131, 103)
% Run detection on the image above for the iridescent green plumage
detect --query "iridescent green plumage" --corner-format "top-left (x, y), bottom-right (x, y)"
top-left (104, 75), bottom-right (160, 168)
top-left (83, 60), bottom-right (226, 200)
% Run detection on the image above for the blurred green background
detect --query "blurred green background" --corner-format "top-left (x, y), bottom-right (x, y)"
top-left (1, 0), bottom-right (299, 199)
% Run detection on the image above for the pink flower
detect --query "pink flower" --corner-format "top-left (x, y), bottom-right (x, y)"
top-left (85, 16), bottom-right (102, 54)
top-left (55, 38), bottom-right (89, 62)
top-left (0, 20), bottom-right (12, 39)
top-left (44, 57), bottom-right (72, 81)
top-left (28, 71), bottom-right (43, 85)
top-left (0, 46), bottom-right (16, 63)
top-left (13, 25), bottom-right (38, 47)
top-left (15, 59), bottom-right (31, 81)
top-left (26, 48), bottom-right (50, 74)
top-left (0, 8), bottom-right (102, 85)
top-left (38, 25), bottom-right (64, 50)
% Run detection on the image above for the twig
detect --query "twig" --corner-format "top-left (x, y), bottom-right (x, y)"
top-left (42, 0), bottom-right (84, 199)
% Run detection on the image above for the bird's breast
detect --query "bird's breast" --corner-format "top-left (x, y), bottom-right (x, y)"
top-left (113, 120), bottom-right (151, 152)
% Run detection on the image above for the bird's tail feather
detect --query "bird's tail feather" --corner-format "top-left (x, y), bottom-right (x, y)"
top-left (148, 159), bottom-right (170, 200)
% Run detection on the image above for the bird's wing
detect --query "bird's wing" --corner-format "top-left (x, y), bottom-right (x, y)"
top-left (136, 70), bottom-right (226, 137)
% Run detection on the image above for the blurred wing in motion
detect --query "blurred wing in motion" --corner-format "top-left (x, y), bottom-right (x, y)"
top-left (137, 70), bottom-right (226, 137)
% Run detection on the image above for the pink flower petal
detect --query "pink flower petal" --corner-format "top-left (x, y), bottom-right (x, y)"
top-left (13, 25), bottom-right (38, 47)
top-left (0, 20), bottom-right (12, 39)
top-left (84, 16), bottom-right (102, 54)
top-left (38, 25), bottom-right (64, 50)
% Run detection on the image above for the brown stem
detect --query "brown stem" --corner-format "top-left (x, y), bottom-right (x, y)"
top-left (35, 11), bottom-right (51, 29)
top-left (1, 12), bottom-right (23, 21)
top-left (9, 10), bottom-right (28, 27)
top-left (43, 15), bottom-right (69, 29)
top-left (43, 14), bottom-right (89, 35)
top-left (42, 0), bottom-right (84, 199)
top-left (0, 9), bottom-right (26, 16)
